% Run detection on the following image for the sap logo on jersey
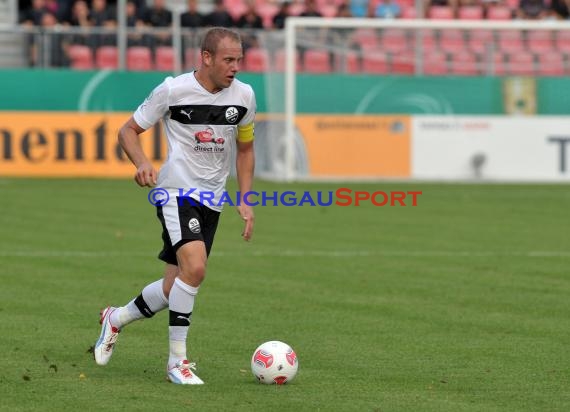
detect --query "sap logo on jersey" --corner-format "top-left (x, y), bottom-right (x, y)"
top-left (225, 107), bottom-right (239, 123)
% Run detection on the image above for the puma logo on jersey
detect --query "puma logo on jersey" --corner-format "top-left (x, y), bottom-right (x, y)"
top-left (180, 109), bottom-right (193, 120)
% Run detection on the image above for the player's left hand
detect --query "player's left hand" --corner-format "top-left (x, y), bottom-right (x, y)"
top-left (236, 204), bottom-right (254, 241)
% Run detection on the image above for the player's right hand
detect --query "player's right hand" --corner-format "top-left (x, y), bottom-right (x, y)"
top-left (134, 162), bottom-right (157, 187)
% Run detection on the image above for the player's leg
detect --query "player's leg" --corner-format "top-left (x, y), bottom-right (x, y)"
top-left (165, 202), bottom-right (220, 384)
top-left (94, 265), bottom-right (175, 366)
top-left (166, 241), bottom-right (207, 384)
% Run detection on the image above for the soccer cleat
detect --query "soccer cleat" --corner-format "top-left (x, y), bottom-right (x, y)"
top-left (94, 306), bottom-right (120, 366)
top-left (167, 360), bottom-right (204, 385)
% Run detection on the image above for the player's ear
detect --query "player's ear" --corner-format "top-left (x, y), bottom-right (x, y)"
top-left (202, 50), bottom-right (213, 66)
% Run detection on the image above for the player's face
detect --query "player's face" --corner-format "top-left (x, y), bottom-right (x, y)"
top-left (208, 37), bottom-right (243, 91)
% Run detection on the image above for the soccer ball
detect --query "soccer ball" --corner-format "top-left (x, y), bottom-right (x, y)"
top-left (251, 341), bottom-right (298, 385)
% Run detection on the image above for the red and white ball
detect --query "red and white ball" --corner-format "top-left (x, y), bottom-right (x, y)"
top-left (251, 341), bottom-right (298, 384)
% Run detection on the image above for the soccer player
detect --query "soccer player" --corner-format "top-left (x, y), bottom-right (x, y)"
top-left (93, 27), bottom-right (256, 385)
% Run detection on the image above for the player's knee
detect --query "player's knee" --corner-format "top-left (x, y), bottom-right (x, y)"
top-left (179, 264), bottom-right (206, 286)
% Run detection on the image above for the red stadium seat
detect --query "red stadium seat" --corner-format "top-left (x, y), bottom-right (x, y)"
top-left (352, 28), bottom-right (378, 50)
top-left (68, 44), bottom-right (94, 70)
top-left (244, 47), bottom-right (269, 72)
top-left (274, 49), bottom-right (301, 72)
top-left (362, 51), bottom-right (389, 74)
top-left (423, 51), bottom-right (448, 75)
top-left (490, 52), bottom-right (507, 76)
top-left (555, 30), bottom-right (570, 53)
top-left (319, 4), bottom-right (338, 17)
top-left (95, 46), bottom-right (118, 69)
top-left (418, 29), bottom-right (437, 51)
top-left (335, 50), bottom-right (361, 73)
top-left (439, 29), bottom-right (466, 53)
top-left (458, 6), bottom-right (484, 20)
top-left (155, 46), bottom-right (175, 71)
top-left (498, 30), bottom-right (524, 53)
top-left (536, 52), bottom-right (565, 76)
top-left (391, 51), bottom-right (415, 75)
top-left (184, 47), bottom-right (201, 70)
top-left (127, 46), bottom-right (153, 71)
top-left (527, 30), bottom-right (554, 54)
top-left (401, 6), bottom-right (417, 18)
top-left (449, 51), bottom-right (480, 75)
top-left (487, 6), bottom-right (512, 20)
top-left (467, 30), bottom-right (494, 54)
top-left (428, 6), bottom-right (454, 19)
top-left (508, 51), bottom-right (535, 76)
top-left (380, 29), bottom-right (409, 54)
top-left (303, 49), bottom-right (332, 73)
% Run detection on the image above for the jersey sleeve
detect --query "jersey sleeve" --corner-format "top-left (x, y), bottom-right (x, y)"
top-left (237, 86), bottom-right (257, 143)
top-left (133, 77), bottom-right (172, 130)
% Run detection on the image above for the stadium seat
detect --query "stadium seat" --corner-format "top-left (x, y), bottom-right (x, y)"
top-left (498, 30), bottom-right (524, 53)
top-left (244, 47), bottom-right (269, 72)
top-left (361, 51), bottom-right (389, 74)
top-left (401, 6), bottom-right (417, 18)
top-left (467, 29), bottom-right (494, 54)
top-left (68, 44), bottom-right (94, 70)
top-left (391, 51), bottom-right (415, 75)
top-left (336, 50), bottom-right (362, 74)
top-left (487, 6), bottom-right (512, 20)
top-left (490, 52), bottom-right (507, 76)
top-left (224, 0), bottom-right (248, 21)
top-left (274, 49), bottom-right (301, 72)
top-left (555, 30), bottom-right (570, 53)
top-left (458, 6), bottom-right (484, 20)
top-left (352, 28), bottom-right (378, 50)
top-left (449, 51), bottom-right (480, 76)
top-left (536, 52), bottom-right (565, 76)
top-left (418, 29), bottom-right (437, 51)
top-left (155, 46), bottom-right (175, 71)
top-left (95, 46), bottom-right (118, 69)
top-left (380, 29), bottom-right (409, 54)
top-left (527, 30), bottom-right (554, 54)
top-left (184, 47), bottom-right (201, 70)
top-left (127, 46), bottom-right (153, 71)
top-left (428, 6), bottom-right (454, 19)
top-left (508, 51), bottom-right (535, 76)
top-left (303, 49), bottom-right (332, 73)
top-left (319, 4), bottom-right (338, 17)
top-left (439, 29), bottom-right (466, 53)
top-left (423, 51), bottom-right (448, 75)
top-left (288, 3), bottom-right (305, 15)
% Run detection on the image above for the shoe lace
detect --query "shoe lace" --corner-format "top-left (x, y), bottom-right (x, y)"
top-left (178, 361), bottom-right (197, 378)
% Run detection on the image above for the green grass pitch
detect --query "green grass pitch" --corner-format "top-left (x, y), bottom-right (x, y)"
top-left (1, 178), bottom-right (569, 411)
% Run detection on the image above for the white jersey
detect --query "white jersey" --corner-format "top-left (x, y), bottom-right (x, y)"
top-left (133, 72), bottom-right (256, 211)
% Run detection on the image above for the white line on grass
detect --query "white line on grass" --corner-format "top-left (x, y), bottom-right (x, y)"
top-left (1, 250), bottom-right (569, 258)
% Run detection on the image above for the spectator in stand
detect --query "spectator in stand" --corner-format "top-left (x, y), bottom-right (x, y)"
top-left (517, 0), bottom-right (549, 18)
top-left (236, 0), bottom-right (263, 50)
top-left (424, 0), bottom-right (459, 18)
top-left (272, 1), bottom-right (291, 29)
top-left (350, 0), bottom-right (369, 17)
top-left (204, 0), bottom-right (235, 27)
top-left (34, 11), bottom-right (69, 67)
top-left (126, 0), bottom-right (150, 47)
top-left (19, 0), bottom-right (48, 26)
top-left (142, 0), bottom-right (173, 46)
top-left (300, 0), bottom-right (323, 17)
top-left (373, 0), bottom-right (402, 18)
top-left (66, 0), bottom-right (95, 48)
top-left (181, 0), bottom-right (204, 28)
top-left (90, 0), bottom-right (117, 46)
top-left (549, 0), bottom-right (570, 19)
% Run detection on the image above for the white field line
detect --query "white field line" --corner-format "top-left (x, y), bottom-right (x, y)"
top-left (0, 250), bottom-right (569, 258)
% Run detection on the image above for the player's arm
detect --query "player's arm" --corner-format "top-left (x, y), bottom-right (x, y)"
top-left (118, 116), bottom-right (157, 187)
top-left (236, 123), bottom-right (255, 241)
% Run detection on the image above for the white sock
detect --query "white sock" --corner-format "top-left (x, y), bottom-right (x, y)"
top-left (110, 279), bottom-right (168, 329)
top-left (168, 277), bottom-right (199, 364)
